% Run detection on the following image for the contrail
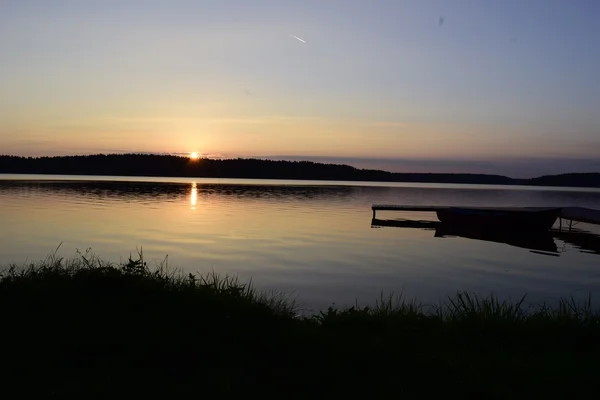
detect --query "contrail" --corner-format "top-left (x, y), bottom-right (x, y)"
top-left (290, 34), bottom-right (307, 44)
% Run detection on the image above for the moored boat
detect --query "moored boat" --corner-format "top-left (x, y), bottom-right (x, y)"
top-left (435, 207), bottom-right (560, 231)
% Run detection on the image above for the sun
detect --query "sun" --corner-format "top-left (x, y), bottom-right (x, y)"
top-left (189, 152), bottom-right (199, 160)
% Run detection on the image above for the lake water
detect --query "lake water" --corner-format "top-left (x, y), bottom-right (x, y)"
top-left (1, 174), bottom-right (600, 312)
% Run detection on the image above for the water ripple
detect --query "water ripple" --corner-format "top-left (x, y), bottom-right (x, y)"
top-left (2, 177), bottom-right (600, 310)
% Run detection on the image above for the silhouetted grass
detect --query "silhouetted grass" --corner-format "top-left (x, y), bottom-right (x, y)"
top-left (1, 249), bottom-right (600, 398)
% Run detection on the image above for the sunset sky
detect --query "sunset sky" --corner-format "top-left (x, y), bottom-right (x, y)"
top-left (1, 0), bottom-right (598, 177)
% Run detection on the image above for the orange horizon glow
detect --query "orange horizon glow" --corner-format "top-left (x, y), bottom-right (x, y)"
top-left (1, 2), bottom-right (597, 172)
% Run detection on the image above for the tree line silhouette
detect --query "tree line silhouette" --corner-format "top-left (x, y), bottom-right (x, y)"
top-left (1, 154), bottom-right (599, 187)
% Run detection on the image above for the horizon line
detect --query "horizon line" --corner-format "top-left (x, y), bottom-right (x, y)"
top-left (2, 153), bottom-right (599, 180)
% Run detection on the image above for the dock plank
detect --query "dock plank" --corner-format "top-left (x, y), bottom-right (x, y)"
top-left (559, 207), bottom-right (600, 225)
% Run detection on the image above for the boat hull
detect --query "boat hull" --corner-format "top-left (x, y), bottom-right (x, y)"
top-left (436, 207), bottom-right (559, 231)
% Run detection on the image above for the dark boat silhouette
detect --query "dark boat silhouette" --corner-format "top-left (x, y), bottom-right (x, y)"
top-left (435, 207), bottom-right (560, 231)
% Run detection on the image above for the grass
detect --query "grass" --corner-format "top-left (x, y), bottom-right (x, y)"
top-left (1, 249), bottom-right (600, 398)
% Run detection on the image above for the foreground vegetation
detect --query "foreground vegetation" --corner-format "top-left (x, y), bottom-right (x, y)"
top-left (1, 250), bottom-right (600, 397)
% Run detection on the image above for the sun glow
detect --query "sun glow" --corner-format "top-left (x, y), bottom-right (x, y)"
top-left (190, 152), bottom-right (199, 160)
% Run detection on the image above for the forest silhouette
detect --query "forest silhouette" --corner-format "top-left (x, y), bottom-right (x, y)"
top-left (1, 154), bottom-right (599, 187)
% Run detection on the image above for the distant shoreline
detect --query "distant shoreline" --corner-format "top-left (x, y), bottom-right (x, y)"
top-left (1, 154), bottom-right (600, 188)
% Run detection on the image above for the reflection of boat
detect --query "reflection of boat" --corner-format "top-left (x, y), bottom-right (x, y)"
top-left (371, 218), bottom-right (559, 255)
top-left (435, 207), bottom-right (560, 231)
top-left (434, 225), bottom-right (559, 254)
top-left (372, 217), bottom-right (600, 256)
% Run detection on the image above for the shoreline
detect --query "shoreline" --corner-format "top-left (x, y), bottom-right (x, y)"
top-left (2, 250), bottom-right (599, 395)
top-left (2, 154), bottom-right (600, 188)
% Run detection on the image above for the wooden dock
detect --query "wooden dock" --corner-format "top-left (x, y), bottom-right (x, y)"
top-left (559, 207), bottom-right (600, 226)
top-left (371, 204), bottom-right (600, 227)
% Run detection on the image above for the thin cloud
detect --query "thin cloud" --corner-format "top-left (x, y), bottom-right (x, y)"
top-left (290, 34), bottom-right (307, 44)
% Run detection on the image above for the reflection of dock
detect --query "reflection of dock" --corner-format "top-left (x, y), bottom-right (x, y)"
top-left (371, 218), bottom-right (559, 254)
top-left (371, 217), bottom-right (600, 256)
top-left (551, 228), bottom-right (600, 256)
top-left (371, 205), bottom-right (600, 228)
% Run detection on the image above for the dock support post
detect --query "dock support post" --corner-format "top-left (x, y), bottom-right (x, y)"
top-left (372, 209), bottom-right (376, 219)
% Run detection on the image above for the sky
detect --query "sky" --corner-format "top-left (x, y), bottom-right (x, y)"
top-left (0, 0), bottom-right (598, 177)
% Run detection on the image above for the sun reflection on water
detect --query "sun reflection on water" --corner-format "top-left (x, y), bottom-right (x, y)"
top-left (190, 182), bottom-right (197, 209)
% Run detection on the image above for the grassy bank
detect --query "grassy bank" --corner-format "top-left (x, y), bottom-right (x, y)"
top-left (1, 250), bottom-right (599, 398)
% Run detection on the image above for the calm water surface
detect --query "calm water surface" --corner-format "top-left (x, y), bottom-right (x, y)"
top-left (1, 174), bottom-right (600, 312)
